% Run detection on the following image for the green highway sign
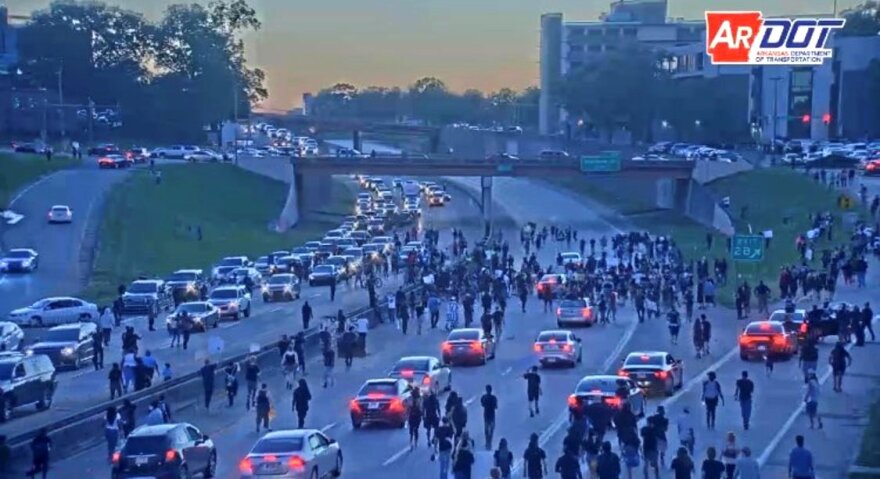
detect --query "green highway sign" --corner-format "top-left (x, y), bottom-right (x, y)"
top-left (580, 151), bottom-right (621, 173)
top-left (731, 234), bottom-right (764, 261)
top-left (497, 163), bottom-right (513, 173)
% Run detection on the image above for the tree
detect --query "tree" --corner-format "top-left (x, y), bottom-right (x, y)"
top-left (841, 1), bottom-right (880, 36)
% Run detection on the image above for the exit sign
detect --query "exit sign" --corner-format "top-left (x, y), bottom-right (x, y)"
top-left (731, 234), bottom-right (764, 261)
top-left (580, 151), bottom-right (621, 173)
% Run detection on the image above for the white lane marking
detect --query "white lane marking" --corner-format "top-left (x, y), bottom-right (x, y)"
top-left (464, 396), bottom-right (477, 407)
top-left (756, 316), bottom-right (877, 467)
top-left (381, 446), bottom-right (411, 467)
top-left (310, 293), bottom-right (322, 299)
top-left (269, 307), bottom-right (283, 313)
top-left (321, 422), bottom-right (338, 433)
top-left (219, 322), bottom-right (239, 329)
top-left (501, 366), bottom-right (513, 376)
top-left (9, 170), bottom-right (64, 207)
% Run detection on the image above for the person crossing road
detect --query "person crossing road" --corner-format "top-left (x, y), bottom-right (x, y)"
top-left (481, 385), bottom-right (498, 450)
top-left (523, 366), bottom-right (542, 417)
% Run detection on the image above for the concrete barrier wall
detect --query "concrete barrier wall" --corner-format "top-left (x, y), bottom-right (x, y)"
top-left (691, 158), bottom-right (753, 184)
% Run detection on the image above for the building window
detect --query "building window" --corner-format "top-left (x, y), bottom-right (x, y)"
top-left (790, 68), bottom-right (813, 92)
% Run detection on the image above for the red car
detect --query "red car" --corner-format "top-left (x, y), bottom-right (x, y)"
top-left (738, 321), bottom-right (798, 360)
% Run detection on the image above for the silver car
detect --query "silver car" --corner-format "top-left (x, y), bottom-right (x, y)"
top-left (239, 429), bottom-right (343, 479)
top-left (388, 356), bottom-right (452, 395)
top-left (0, 322), bottom-right (24, 351)
top-left (555, 298), bottom-right (594, 327)
top-left (533, 330), bottom-right (582, 367)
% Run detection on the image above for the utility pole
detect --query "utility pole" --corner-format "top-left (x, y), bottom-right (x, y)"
top-left (770, 76), bottom-right (783, 155)
top-left (57, 62), bottom-right (65, 138)
top-left (87, 97), bottom-right (95, 144)
top-left (41, 98), bottom-right (48, 144)
top-left (233, 83), bottom-right (239, 165)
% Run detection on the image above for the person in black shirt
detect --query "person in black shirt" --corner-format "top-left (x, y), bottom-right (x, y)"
top-left (29, 428), bottom-right (52, 479)
top-left (199, 359), bottom-right (216, 411)
top-left (734, 371), bottom-right (754, 430)
top-left (523, 433), bottom-right (548, 479)
top-left (494, 437), bottom-right (514, 479)
top-left (434, 418), bottom-right (455, 478)
top-left (423, 389), bottom-right (441, 445)
top-left (555, 449), bottom-right (583, 479)
top-left (452, 435), bottom-right (475, 479)
top-left (641, 422), bottom-right (660, 479)
top-left (523, 367), bottom-right (542, 417)
top-left (701, 447), bottom-right (725, 479)
top-left (670, 447), bottom-right (694, 479)
top-left (648, 406), bottom-right (670, 467)
top-left (481, 385), bottom-right (498, 450)
top-left (595, 441), bottom-right (621, 479)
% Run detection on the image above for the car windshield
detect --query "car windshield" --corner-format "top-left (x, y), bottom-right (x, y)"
top-left (448, 330), bottom-right (479, 341)
top-left (537, 332), bottom-right (569, 342)
top-left (256, 257), bottom-right (269, 264)
top-left (232, 268), bottom-right (249, 276)
top-left (210, 289), bottom-right (238, 299)
top-left (269, 276), bottom-right (293, 285)
top-left (540, 275), bottom-right (559, 283)
top-left (624, 354), bottom-right (664, 367)
top-left (0, 363), bottom-right (16, 380)
top-left (219, 258), bottom-right (243, 267)
top-left (51, 207), bottom-right (67, 212)
top-left (291, 247), bottom-right (310, 254)
top-left (368, 219), bottom-right (383, 225)
top-left (562, 253), bottom-right (579, 259)
top-left (745, 323), bottom-right (783, 335)
top-left (768, 311), bottom-right (805, 323)
top-left (251, 437), bottom-right (304, 454)
top-left (176, 303), bottom-right (207, 313)
top-left (393, 359), bottom-right (430, 372)
top-left (6, 251), bottom-right (32, 259)
top-left (128, 282), bottom-right (157, 293)
top-left (575, 378), bottom-right (618, 394)
top-left (314, 265), bottom-right (335, 273)
top-left (359, 382), bottom-right (398, 396)
top-left (167, 272), bottom-right (196, 281)
top-left (123, 436), bottom-right (169, 455)
top-left (560, 300), bottom-right (586, 308)
top-left (42, 329), bottom-right (80, 342)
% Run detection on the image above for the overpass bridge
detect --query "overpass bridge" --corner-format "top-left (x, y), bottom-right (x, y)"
top-left (284, 155), bottom-right (695, 232)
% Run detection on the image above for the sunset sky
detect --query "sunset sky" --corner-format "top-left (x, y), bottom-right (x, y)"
top-left (12, 0), bottom-right (857, 110)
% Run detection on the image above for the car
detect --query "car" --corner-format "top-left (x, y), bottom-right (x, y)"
top-left (208, 285), bottom-right (252, 320)
top-left (0, 248), bottom-right (39, 273)
top-left (239, 429), bottom-right (343, 479)
top-left (122, 280), bottom-right (174, 316)
top-left (309, 264), bottom-right (344, 286)
top-left (0, 323), bottom-right (24, 352)
top-left (539, 150), bottom-right (570, 160)
top-left (536, 274), bottom-right (566, 298)
top-left (555, 298), bottom-right (594, 327)
top-left (7, 297), bottom-right (98, 328)
top-left (738, 321), bottom-right (798, 360)
top-left (533, 330), bottom-right (582, 367)
top-left (87, 143), bottom-right (121, 156)
top-left (388, 356), bottom-right (452, 395)
top-left (0, 352), bottom-right (56, 421)
top-left (26, 322), bottom-right (97, 369)
top-left (560, 252), bottom-right (582, 265)
top-left (126, 147), bottom-right (152, 162)
top-left (441, 328), bottom-right (496, 366)
top-left (184, 149), bottom-right (223, 162)
top-left (336, 148), bottom-right (364, 158)
top-left (768, 308), bottom-right (809, 342)
top-left (229, 267), bottom-right (263, 288)
top-left (349, 378), bottom-right (412, 429)
top-left (166, 302), bottom-right (220, 331)
top-left (567, 375), bottom-right (647, 417)
top-left (211, 256), bottom-right (252, 282)
top-left (366, 218), bottom-right (386, 235)
top-left (111, 423), bottom-right (217, 479)
top-left (97, 154), bottom-right (133, 169)
top-left (47, 205), bottom-right (73, 224)
top-left (254, 256), bottom-right (279, 276)
top-left (486, 153), bottom-right (519, 161)
top-left (151, 145), bottom-right (201, 159)
top-left (864, 160), bottom-right (880, 176)
top-left (164, 269), bottom-right (207, 301)
top-left (12, 142), bottom-right (46, 154)
top-left (262, 274), bottom-right (301, 303)
top-left (618, 351), bottom-right (684, 396)
top-left (428, 194), bottom-right (445, 207)
top-left (348, 231), bottom-right (371, 246)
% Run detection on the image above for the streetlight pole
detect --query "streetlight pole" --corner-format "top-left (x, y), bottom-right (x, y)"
top-left (57, 62), bottom-right (65, 138)
top-left (770, 76), bottom-right (783, 156)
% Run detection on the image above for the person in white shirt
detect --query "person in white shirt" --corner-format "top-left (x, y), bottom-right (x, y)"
top-left (387, 294), bottom-right (397, 327)
top-left (677, 407), bottom-right (695, 455)
top-left (144, 401), bottom-right (165, 425)
top-left (122, 352), bottom-right (137, 392)
top-left (99, 306), bottom-right (114, 346)
top-left (357, 316), bottom-right (369, 353)
top-left (734, 446), bottom-right (760, 479)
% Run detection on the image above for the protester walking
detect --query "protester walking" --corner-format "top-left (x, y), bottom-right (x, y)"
top-left (481, 385), bottom-right (498, 450)
top-left (108, 363), bottom-right (123, 400)
top-left (493, 438), bottom-right (514, 479)
top-left (670, 447), bottom-right (694, 479)
top-left (200, 359), bottom-right (216, 412)
top-left (104, 407), bottom-right (120, 463)
top-left (293, 379), bottom-right (312, 428)
top-left (224, 362), bottom-right (239, 407)
top-left (720, 433), bottom-right (739, 479)
top-left (524, 366), bottom-right (542, 417)
top-left (701, 372), bottom-right (724, 430)
top-left (28, 429), bottom-right (51, 479)
top-left (804, 370), bottom-right (823, 429)
top-left (255, 383), bottom-right (273, 433)
top-left (523, 433), bottom-right (548, 479)
top-left (733, 447), bottom-right (760, 479)
top-left (788, 435), bottom-right (814, 479)
top-left (733, 371), bottom-right (754, 430)
top-left (829, 341), bottom-right (852, 392)
top-left (245, 356), bottom-right (261, 410)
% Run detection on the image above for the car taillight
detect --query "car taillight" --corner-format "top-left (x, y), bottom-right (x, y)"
top-left (165, 450), bottom-right (178, 462)
top-left (470, 341), bottom-right (483, 352)
top-left (567, 395), bottom-right (578, 408)
top-left (442, 342), bottom-right (452, 353)
top-left (618, 369), bottom-right (629, 376)
top-left (556, 308), bottom-right (562, 316)
top-left (111, 451), bottom-right (121, 464)
top-left (401, 369), bottom-right (414, 378)
top-left (773, 335), bottom-right (787, 347)
top-left (799, 323), bottom-right (808, 334)
top-left (605, 397), bottom-right (622, 407)
top-left (239, 458), bottom-right (254, 474)
top-left (422, 375), bottom-right (431, 385)
top-left (581, 308), bottom-right (592, 318)
top-left (389, 398), bottom-right (405, 412)
top-left (533, 343), bottom-right (542, 352)
top-left (655, 370), bottom-right (668, 379)
top-left (288, 455), bottom-right (305, 470)
top-left (349, 399), bottom-right (362, 412)
top-left (562, 344), bottom-right (572, 352)
top-left (738, 336), bottom-right (751, 345)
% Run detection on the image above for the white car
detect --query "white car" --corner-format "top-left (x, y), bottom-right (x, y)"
top-left (560, 252), bottom-right (581, 265)
top-left (208, 285), bottom-right (252, 320)
top-left (0, 322), bottom-right (25, 351)
top-left (0, 248), bottom-right (39, 273)
top-left (184, 149), bottom-right (223, 162)
top-left (388, 356), bottom-right (452, 395)
top-left (152, 145), bottom-right (201, 159)
top-left (8, 296), bottom-right (99, 327)
top-left (47, 205), bottom-right (73, 224)
top-left (533, 330), bottom-right (582, 367)
top-left (239, 429), bottom-right (343, 479)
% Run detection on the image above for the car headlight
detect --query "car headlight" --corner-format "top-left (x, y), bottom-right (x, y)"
top-left (61, 347), bottom-right (75, 356)
top-left (25, 349), bottom-right (34, 356)
top-left (228, 302), bottom-right (239, 310)
top-left (186, 282), bottom-right (197, 292)
top-left (261, 285), bottom-right (269, 293)
top-left (283, 285), bottom-right (292, 292)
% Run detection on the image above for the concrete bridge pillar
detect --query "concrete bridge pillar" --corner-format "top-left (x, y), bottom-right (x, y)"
top-left (296, 170), bottom-right (333, 214)
top-left (655, 177), bottom-right (693, 211)
top-left (481, 176), bottom-right (493, 236)
top-left (352, 130), bottom-right (362, 152)
top-left (278, 161), bottom-right (301, 230)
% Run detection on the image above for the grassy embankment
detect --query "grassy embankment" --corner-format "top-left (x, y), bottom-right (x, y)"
top-left (553, 168), bottom-right (868, 305)
top-left (0, 153), bottom-right (81, 209)
top-left (84, 163), bottom-right (353, 304)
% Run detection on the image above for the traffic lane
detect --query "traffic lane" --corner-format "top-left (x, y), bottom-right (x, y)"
top-left (0, 178), bottom-right (489, 436)
top-left (0, 167), bottom-right (129, 316)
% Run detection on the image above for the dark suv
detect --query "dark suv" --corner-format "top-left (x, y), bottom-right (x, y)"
top-left (164, 269), bottom-right (207, 302)
top-left (122, 279), bottom-right (174, 316)
top-left (0, 352), bottom-right (56, 421)
top-left (27, 323), bottom-right (97, 369)
top-left (112, 423), bottom-right (217, 479)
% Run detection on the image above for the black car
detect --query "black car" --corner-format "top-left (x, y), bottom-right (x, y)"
top-left (262, 274), bottom-right (301, 302)
top-left (350, 379), bottom-right (412, 429)
top-left (122, 279), bottom-right (174, 316)
top-left (164, 270), bottom-right (207, 301)
top-left (308, 265), bottom-right (343, 286)
top-left (112, 423), bottom-right (217, 479)
top-left (88, 143), bottom-right (121, 156)
top-left (0, 352), bottom-right (56, 421)
top-left (27, 322), bottom-right (98, 369)
top-left (12, 142), bottom-right (45, 154)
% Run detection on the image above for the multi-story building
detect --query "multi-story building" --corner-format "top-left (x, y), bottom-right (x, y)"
top-left (539, 0), bottom-right (706, 134)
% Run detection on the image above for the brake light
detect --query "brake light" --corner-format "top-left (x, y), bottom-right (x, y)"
top-left (400, 369), bottom-right (414, 378)
top-left (470, 341), bottom-right (483, 352)
top-left (605, 396), bottom-right (622, 407)
top-left (442, 342), bottom-right (452, 353)
top-left (655, 370), bottom-right (668, 379)
top-left (799, 323), bottom-right (808, 334)
top-left (549, 338), bottom-right (557, 344)
top-left (759, 322), bottom-right (772, 330)
top-left (349, 399), bottom-right (362, 412)
top-left (562, 344), bottom-right (572, 352)
top-left (533, 343), bottom-right (542, 352)
top-left (264, 455), bottom-right (278, 462)
top-left (618, 369), bottom-right (629, 376)
top-left (556, 308), bottom-right (562, 316)
top-left (640, 354), bottom-right (651, 361)
top-left (739, 336), bottom-right (752, 345)
top-left (389, 398), bottom-right (405, 412)
top-left (422, 376), bottom-right (431, 385)
top-left (288, 456), bottom-right (305, 470)
top-left (581, 308), bottom-right (592, 318)
top-left (772, 335), bottom-right (787, 347)
top-left (165, 450), bottom-right (178, 462)
top-left (111, 451), bottom-right (121, 464)
top-left (239, 458), bottom-right (254, 474)
top-left (567, 394), bottom-right (578, 408)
